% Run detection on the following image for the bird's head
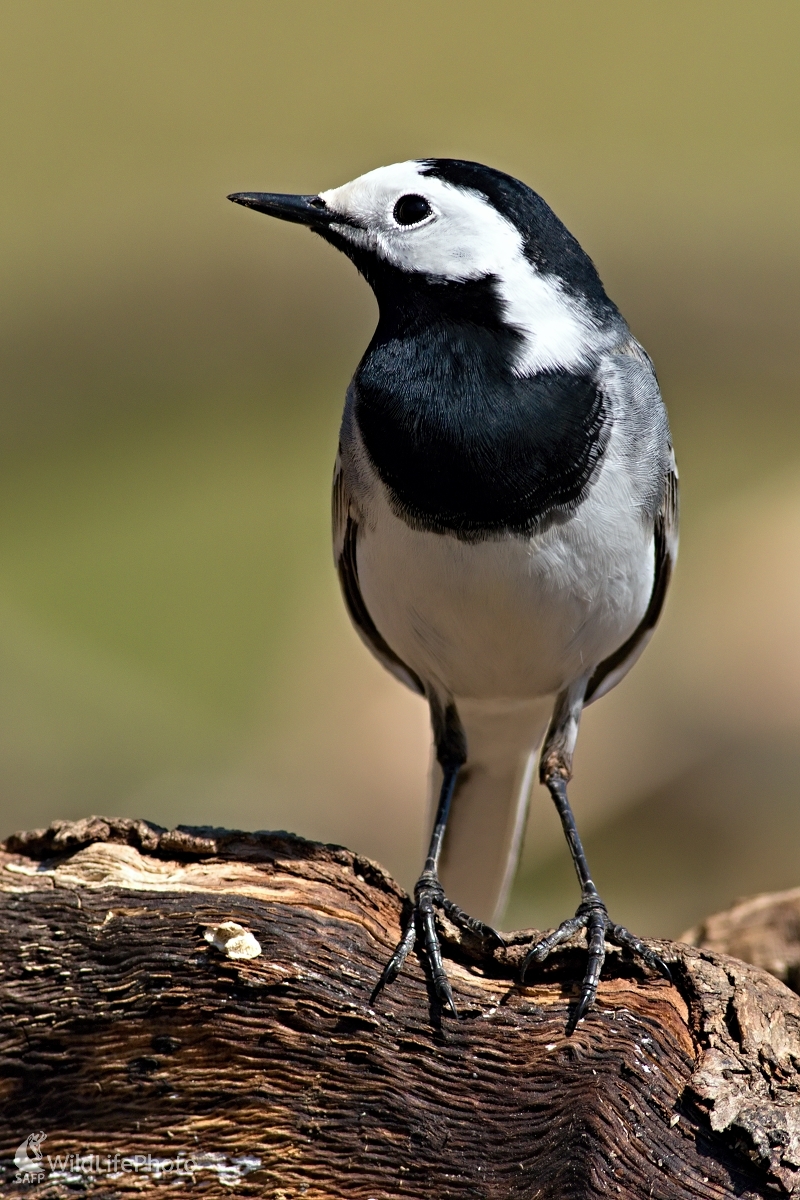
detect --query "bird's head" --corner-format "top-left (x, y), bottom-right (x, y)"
top-left (229, 159), bottom-right (620, 372)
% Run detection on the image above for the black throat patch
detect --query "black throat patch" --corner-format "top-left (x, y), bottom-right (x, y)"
top-left (352, 274), bottom-right (609, 539)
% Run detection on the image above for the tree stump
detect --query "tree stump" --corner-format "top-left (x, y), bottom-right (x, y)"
top-left (1, 818), bottom-right (799, 1198)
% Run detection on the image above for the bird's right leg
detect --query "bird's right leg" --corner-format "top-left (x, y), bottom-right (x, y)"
top-left (371, 698), bottom-right (502, 1015)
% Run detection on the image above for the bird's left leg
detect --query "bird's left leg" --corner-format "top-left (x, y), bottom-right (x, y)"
top-left (371, 699), bottom-right (502, 1016)
top-left (520, 683), bottom-right (669, 1033)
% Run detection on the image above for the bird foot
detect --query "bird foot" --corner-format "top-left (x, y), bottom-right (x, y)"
top-left (519, 894), bottom-right (670, 1034)
top-left (371, 871), bottom-right (504, 1016)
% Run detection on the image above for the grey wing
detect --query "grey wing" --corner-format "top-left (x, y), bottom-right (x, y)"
top-left (332, 454), bottom-right (424, 695)
top-left (584, 451), bottom-right (678, 705)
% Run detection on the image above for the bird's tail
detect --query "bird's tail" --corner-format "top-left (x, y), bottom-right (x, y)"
top-left (431, 696), bottom-right (554, 928)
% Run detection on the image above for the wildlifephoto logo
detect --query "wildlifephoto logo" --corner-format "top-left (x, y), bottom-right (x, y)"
top-left (11, 1132), bottom-right (261, 1186)
top-left (14, 1131), bottom-right (47, 1181)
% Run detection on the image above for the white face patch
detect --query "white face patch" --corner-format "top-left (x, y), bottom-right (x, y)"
top-left (319, 160), bottom-right (607, 373)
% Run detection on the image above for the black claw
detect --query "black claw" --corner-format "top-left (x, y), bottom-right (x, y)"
top-left (518, 897), bottom-right (668, 1033)
top-left (436, 976), bottom-right (459, 1019)
top-left (442, 897), bottom-right (505, 947)
top-left (370, 920), bottom-right (415, 1005)
top-left (369, 975), bottom-right (388, 1007)
top-left (566, 987), bottom-right (593, 1035)
top-left (567, 908), bottom-right (606, 1030)
top-left (609, 923), bottom-right (672, 982)
top-left (373, 874), bottom-right (495, 1016)
top-left (653, 954), bottom-right (672, 982)
top-left (519, 914), bottom-right (584, 980)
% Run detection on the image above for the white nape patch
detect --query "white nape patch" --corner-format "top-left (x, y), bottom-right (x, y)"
top-left (496, 254), bottom-right (602, 375)
top-left (319, 160), bottom-right (603, 373)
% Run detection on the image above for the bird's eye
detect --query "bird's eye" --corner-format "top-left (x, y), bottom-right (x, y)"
top-left (393, 194), bottom-right (432, 226)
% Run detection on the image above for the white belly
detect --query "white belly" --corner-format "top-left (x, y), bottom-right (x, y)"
top-left (355, 459), bottom-right (655, 702)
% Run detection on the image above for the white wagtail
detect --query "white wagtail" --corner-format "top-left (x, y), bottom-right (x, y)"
top-left (229, 160), bottom-right (677, 1031)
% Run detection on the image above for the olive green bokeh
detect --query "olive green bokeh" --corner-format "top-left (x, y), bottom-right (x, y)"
top-left (1, 1), bottom-right (799, 934)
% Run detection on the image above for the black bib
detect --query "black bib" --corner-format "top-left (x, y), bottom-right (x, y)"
top-left (354, 280), bottom-right (608, 538)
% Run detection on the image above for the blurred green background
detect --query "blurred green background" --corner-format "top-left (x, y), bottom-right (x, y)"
top-left (1, 0), bottom-right (799, 938)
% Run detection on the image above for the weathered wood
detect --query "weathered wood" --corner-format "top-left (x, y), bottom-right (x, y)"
top-left (684, 886), bottom-right (800, 996)
top-left (1, 817), bottom-right (799, 1198)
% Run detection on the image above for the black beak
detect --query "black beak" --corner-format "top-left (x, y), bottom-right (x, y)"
top-left (227, 191), bottom-right (342, 229)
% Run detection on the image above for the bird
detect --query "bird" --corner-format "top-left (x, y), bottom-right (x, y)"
top-left (229, 159), bottom-right (678, 1032)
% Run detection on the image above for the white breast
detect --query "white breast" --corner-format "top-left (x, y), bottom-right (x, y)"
top-left (348, 422), bottom-right (655, 703)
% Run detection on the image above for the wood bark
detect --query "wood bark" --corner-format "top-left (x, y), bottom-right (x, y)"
top-left (1, 817), bottom-right (799, 1199)
top-left (684, 886), bottom-right (800, 997)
